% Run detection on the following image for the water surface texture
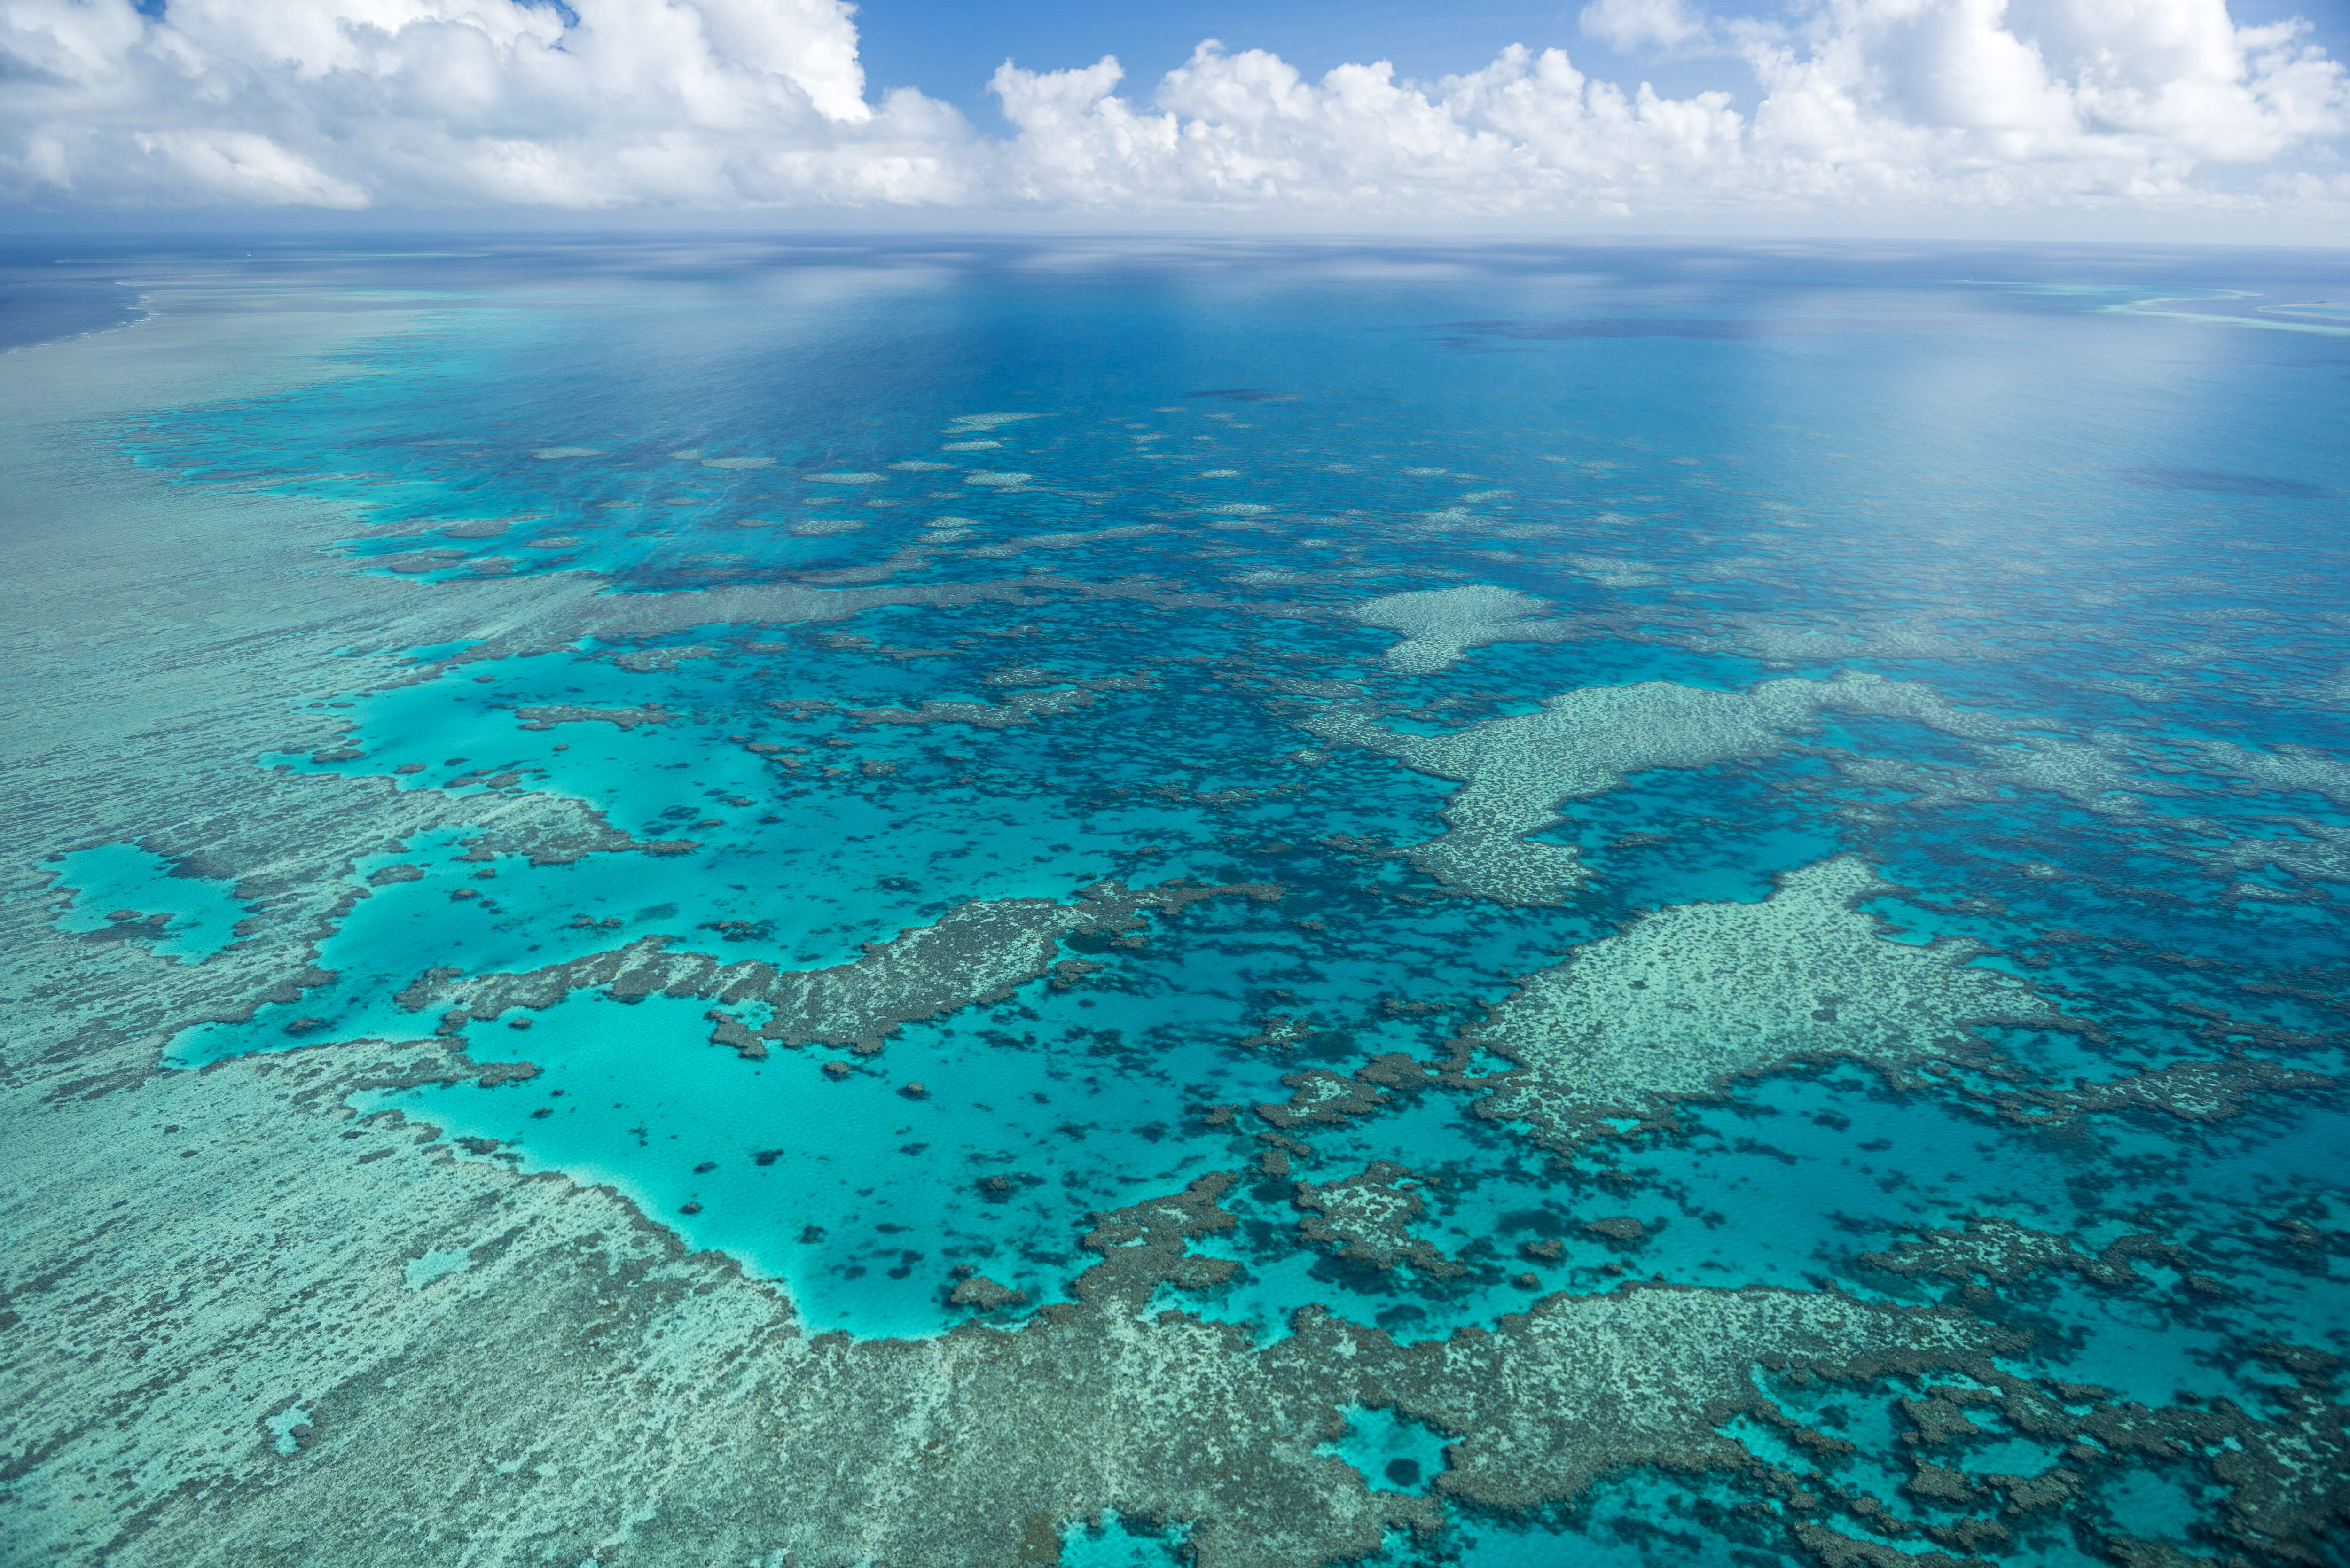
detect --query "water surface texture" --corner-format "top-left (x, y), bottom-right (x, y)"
top-left (4, 238), bottom-right (2347, 1568)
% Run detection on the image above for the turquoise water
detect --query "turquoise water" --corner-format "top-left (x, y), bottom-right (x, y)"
top-left (18, 237), bottom-right (2349, 1564)
top-left (43, 840), bottom-right (250, 960)
top-left (1320, 1405), bottom-right (1452, 1494)
top-left (1060, 1513), bottom-right (1191, 1566)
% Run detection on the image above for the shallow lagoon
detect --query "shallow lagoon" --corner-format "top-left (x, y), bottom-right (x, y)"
top-left (6, 237), bottom-right (2347, 1567)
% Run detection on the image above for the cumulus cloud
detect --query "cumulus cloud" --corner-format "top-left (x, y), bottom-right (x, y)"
top-left (986, 43), bottom-right (1753, 213)
top-left (0, 0), bottom-right (2342, 220)
top-left (1580, 0), bottom-right (1716, 56)
top-left (0, 0), bottom-right (969, 206)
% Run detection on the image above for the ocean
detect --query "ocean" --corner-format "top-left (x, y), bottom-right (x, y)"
top-left (4, 234), bottom-right (2345, 1567)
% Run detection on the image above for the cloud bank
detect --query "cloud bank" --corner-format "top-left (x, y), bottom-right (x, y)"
top-left (1, 0), bottom-right (2343, 225)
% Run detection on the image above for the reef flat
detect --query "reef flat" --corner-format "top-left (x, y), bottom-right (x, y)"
top-left (3, 240), bottom-right (2347, 1568)
top-left (3, 1059), bottom-right (2014, 1568)
top-left (1301, 671), bottom-right (2014, 904)
top-left (1465, 856), bottom-right (2065, 1148)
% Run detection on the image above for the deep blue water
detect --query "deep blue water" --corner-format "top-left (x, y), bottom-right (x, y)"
top-left (0, 250), bottom-right (145, 351)
top-left (22, 236), bottom-right (2350, 1565)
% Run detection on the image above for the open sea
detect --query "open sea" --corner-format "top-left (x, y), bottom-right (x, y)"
top-left (3, 235), bottom-right (2346, 1567)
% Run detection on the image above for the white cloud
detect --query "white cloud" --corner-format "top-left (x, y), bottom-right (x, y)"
top-left (0, 0), bottom-right (2343, 225)
top-left (987, 43), bottom-right (1754, 214)
top-left (0, 0), bottom-right (970, 206)
top-left (1580, 0), bottom-right (1716, 56)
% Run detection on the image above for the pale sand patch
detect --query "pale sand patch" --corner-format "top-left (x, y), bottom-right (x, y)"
top-left (941, 440), bottom-right (1002, 451)
top-left (701, 456), bottom-right (775, 469)
top-left (533, 447), bottom-right (602, 459)
top-left (944, 412), bottom-right (1046, 430)
top-left (887, 460), bottom-right (957, 471)
top-left (791, 519), bottom-right (864, 536)
top-left (964, 471), bottom-right (1032, 487)
top-left (806, 471), bottom-right (888, 484)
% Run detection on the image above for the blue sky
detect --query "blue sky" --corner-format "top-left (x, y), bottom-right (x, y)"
top-left (3, 0), bottom-right (2347, 237)
top-left (850, 0), bottom-right (2350, 116)
top-left (852, 0), bottom-right (1750, 109)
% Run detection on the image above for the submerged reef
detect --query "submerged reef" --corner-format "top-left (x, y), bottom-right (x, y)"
top-left (1299, 671), bottom-right (2005, 904)
top-left (1464, 857), bottom-right (2062, 1148)
top-left (1295, 1161), bottom-right (1469, 1277)
top-left (2, 1048), bottom-right (2015, 1568)
top-left (5, 247), bottom-right (2348, 1568)
top-left (1353, 585), bottom-right (1567, 674)
top-left (414, 878), bottom-right (1269, 1055)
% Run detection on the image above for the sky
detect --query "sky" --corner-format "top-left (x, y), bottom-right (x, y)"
top-left (2, 0), bottom-right (2348, 237)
